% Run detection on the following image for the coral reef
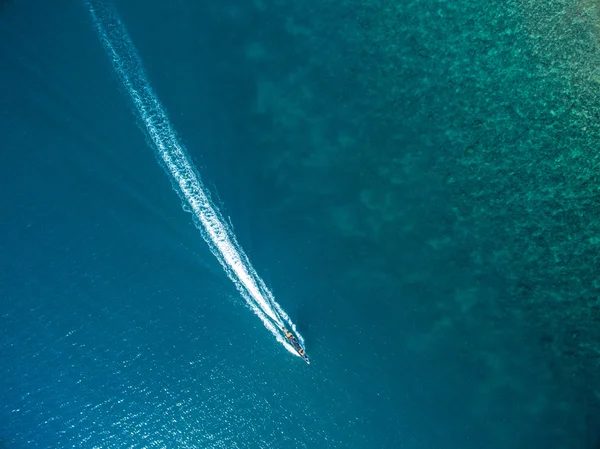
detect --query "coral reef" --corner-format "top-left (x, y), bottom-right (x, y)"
top-left (203, 0), bottom-right (600, 443)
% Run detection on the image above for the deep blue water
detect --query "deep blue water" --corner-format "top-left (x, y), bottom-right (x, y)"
top-left (1, 0), bottom-right (599, 448)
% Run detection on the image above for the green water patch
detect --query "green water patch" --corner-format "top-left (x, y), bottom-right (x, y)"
top-left (202, 0), bottom-right (600, 444)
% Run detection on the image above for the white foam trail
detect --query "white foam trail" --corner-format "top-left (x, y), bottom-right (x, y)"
top-left (86, 1), bottom-right (304, 355)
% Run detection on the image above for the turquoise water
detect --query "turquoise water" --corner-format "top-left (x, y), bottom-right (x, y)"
top-left (1, 0), bottom-right (599, 448)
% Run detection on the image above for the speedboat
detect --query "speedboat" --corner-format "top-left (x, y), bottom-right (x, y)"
top-left (283, 327), bottom-right (310, 364)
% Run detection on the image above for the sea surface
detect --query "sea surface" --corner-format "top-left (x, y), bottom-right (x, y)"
top-left (1, 0), bottom-right (599, 448)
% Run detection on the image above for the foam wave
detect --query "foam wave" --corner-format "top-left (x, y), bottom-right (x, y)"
top-left (86, 1), bottom-right (303, 356)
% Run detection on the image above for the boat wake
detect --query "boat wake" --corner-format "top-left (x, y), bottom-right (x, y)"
top-left (86, 1), bottom-right (305, 358)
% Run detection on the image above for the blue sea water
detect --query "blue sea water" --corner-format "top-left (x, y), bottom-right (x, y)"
top-left (1, 0), bottom-right (599, 448)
